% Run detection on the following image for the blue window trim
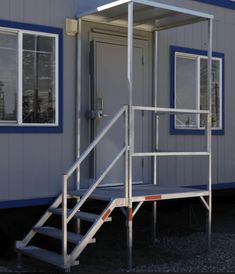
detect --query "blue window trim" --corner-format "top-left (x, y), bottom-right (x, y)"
top-left (170, 45), bottom-right (225, 136)
top-left (195, 0), bottom-right (235, 10)
top-left (0, 19), bottom-right (63, 134)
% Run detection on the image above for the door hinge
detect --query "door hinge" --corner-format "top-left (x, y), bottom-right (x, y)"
top-left (142, 158), bottom-right (144, 168)
top-left (142, 55), bottom-right (144, 65)
top-left (89, 50), bottom-right (92, 75)
top-left (89, 41), bottom-right (94, 76)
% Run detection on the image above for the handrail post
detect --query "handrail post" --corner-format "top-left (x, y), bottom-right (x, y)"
top-left (62, 175), bottom-right (68, 268)
top-left (127, 1), bottom-right (133, 271)
top-left (207, 18), bottom-right (213, 251)
top-left (125, 106), bottom-right (129, 199)
top-left (153, 30), bottom-right (159, 245)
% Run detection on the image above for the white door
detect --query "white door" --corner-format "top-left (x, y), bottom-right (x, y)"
top-left (90, 38), bottom-right (146, 186)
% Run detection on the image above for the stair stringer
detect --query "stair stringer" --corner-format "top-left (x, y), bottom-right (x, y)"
top-left (18, 194), bottom-right (62, 248)
top-left (68, 199), bottom-right (117, 267)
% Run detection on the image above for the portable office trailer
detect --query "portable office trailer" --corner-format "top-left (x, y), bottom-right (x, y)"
top-left (14, 0), bottom-right (215, 270)
top-left (0, 0), bottom-right (232, 270)
top-left (0, 0), bottom-right (233, 209)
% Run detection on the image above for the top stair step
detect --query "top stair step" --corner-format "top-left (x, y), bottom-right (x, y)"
top-left (68, 190), bottom-right (113, 201)
top-left (49, 208), bottom-right (112, 222)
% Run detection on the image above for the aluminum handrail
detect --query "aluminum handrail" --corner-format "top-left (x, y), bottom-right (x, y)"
top-left (65, 105), bottom-right (128, 179)
top-left (132, 105), bottom-right (210, 159)
top-left (62, 105), bottom-right (128, 262)
top-left (133, 152), bottom-right (210, 157)
top-left (132, 105), bottom-right (209, 114)
top-left (67, 146), bottom-right (126, 222)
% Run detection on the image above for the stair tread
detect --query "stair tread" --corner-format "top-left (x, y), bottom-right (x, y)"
top-left (17, 245), bottom-right (63, 268)
top-left (50, 208), bottom-right (112, 222)
top-left (68, 190), bottom-right (112, 201)
top-left (34, 226), bottom-right (95, 244)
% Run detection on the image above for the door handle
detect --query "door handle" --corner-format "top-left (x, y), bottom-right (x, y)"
top-left (85, 110), bottom-right (109, 120)
top-left (96, 111), bottom-right (109, 119)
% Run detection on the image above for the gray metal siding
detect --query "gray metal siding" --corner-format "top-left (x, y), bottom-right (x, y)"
top-left (1, 0), bottom-right (235, 204)
top-left (0, 0), bottom-right (79, 201)
top-left (155, 0), bottom-right (234, 187)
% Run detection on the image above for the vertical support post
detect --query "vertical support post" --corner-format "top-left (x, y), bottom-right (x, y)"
top-left (62, 175), bottom-right (68, 268)
top-left (17, 252), bottom-right (22, 269)
top-left (75, 18), bottom-right (82, 234)
top-left (127, 1), bottom-right (134, 270)
top-left (206, 18), bottom-right (213, 251)
top-left (125, 106), bottom-right (129, 199)
top-left (152, 31), bottom-right (159, 244)
top-left (76, 18), bottom-right (82, 190)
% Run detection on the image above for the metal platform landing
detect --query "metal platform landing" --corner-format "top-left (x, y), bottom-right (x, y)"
top-left (72, 184), bottom-right (209, 205)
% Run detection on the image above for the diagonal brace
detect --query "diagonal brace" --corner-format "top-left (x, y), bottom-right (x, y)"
top-left (199, 196), bottom-right (209, 211)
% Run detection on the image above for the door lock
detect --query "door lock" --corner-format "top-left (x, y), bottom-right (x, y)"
top-left (86, 96), bottom-right (109, 120)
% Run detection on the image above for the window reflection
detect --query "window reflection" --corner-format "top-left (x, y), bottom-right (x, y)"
top-left (200, 59), bottom-right (221, 128)
top-left (175, 53), bottom-right (222, 130)
top-left (23, 34), bottom-right (56, 124)
top-left (0, 32), bottom-right (17, 122)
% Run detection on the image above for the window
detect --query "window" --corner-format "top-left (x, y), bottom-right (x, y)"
top-left (0, 21), bottom-right (62, 133)
top-left (170, 46), bottom-right (224, 135)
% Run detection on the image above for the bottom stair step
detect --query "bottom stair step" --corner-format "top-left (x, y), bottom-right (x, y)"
top-left (34, 226), bottom-right (96, 244)
top-left (17, 246), bottom-right (64, 268)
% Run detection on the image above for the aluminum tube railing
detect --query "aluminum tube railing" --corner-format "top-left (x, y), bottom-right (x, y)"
top-left (62, 105), bottom-right (128, 261)
top-left (132, 106), bottom-right (210, 158)
top-left (133, 152), bottom-right (210, 157)
top-left (66, 105), bottom-right (127, 179)
top-left (67, 146), bottom-right (126, 223)
top-left (132, 106), bottom-right (209, 115)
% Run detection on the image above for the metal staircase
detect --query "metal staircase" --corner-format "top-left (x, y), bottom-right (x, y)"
top-left (16, 106), bottom-right (128, 271)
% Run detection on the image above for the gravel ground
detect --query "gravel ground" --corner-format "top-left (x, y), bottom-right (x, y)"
top-left (1, 201), bottom-right (235, 273)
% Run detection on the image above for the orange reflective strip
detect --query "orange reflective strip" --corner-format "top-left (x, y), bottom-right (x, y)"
top-left (102, 209), bottom-right (111, 221)
top-left (145, 195), bottom-right (162, 201)
top-left (129, 208), bottom-right (133, 221)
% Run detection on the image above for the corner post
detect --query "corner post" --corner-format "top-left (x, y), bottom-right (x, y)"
top-left (75, 18), bottom-right (82, 234)
top-left (207, 18), bottom-right (213, 251)
top-left (62, 175), bottom-right (68, 269)
top-left (153, 30), bottom-right (159, 245)
top-left (17, 252), bottom-right (22, 269)
top-left (127, 1), bottom-right (134, 271)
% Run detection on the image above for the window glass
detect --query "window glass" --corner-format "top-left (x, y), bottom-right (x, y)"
top-left (200, 59), bottom-right (221, 128)
top-left (0, 32), bottom-right (18, 122)
top-left (23, 34), bottom-right (56, 124)
top-left (175, 56), bottom-right (198, 128)
top-left (175, 53), bottom-right (222, 130)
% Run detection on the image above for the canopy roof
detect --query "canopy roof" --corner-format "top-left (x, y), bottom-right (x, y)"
top-left (76, 0), bottom-right (213, 31)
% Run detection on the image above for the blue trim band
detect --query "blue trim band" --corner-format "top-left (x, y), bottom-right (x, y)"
top-left (0, 197), bottom-right (56, 209)
top-left (195, 0), bottom-right (235, 10)
top-left (170, 45), bottom-right (225, 136)
top-left (0, 19), bottom-right (63, 134)
top-left (187, 182), bottom-right (235, 191)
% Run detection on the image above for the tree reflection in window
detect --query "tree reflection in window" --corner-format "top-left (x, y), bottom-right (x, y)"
top-left (23, 34), bottom-right (56, 124)
top-left (0, 32), bottom-right (17, 122)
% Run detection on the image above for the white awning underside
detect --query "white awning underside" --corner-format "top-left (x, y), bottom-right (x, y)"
top-left (76, 0), bottom-right (213, 31)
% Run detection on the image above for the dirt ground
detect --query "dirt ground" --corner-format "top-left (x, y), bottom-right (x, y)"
top-left (1, 196), bottom-right (235, 273)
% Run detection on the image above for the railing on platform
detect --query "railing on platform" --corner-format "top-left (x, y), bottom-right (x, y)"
top-left (62, 104), bottom-right (212, 265)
